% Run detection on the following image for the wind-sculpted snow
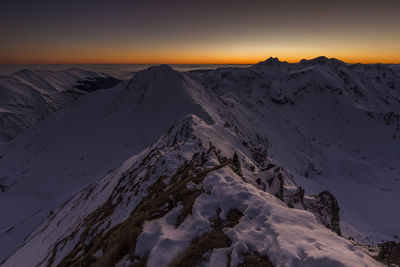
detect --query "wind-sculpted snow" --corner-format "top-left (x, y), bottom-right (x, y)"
top-left (3, 115), bottom-right (382, 267)
top-left (0, 68), bottom-right (121, 144)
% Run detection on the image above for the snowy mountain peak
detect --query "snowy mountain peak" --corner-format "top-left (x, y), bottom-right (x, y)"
top-left (256, 57), bottom-right (286, 66)
top-left (137, 64), bottom-right (178, 81)
top-left (123, 64), bottom-right (209, 111)
top-left (148, 63), bottom-right (175, 72)
top-left (299, 56), bottom-right (344, 66)
top-left (127, 64), bottom-right (181, 91)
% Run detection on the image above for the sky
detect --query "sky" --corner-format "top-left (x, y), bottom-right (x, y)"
top-left (0, 0), bottom-right (399, 64)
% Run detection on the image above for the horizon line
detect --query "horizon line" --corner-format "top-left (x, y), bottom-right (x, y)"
top-left (1, 58), bottom-right (400, 65)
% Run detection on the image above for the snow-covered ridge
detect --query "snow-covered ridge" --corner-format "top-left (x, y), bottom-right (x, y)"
top-left (0, 65), bottom-right (215, 262)
top-left (0, 59), bottom-right (399, 266)
top-left (187, 57), bottom-right (400, 245)
top-left (3, 115), bottom-right (382, 267)
top-left (0, 68), bottom-right (121, 144)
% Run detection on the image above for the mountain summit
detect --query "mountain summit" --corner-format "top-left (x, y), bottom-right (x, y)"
top-left (256, 57), bottom-right (288, 66)
top-left (299, 56), bottom-right (345, 65)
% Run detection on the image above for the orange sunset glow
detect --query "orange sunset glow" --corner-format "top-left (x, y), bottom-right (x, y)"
top-left (1, 0), bottom-right (400, 64)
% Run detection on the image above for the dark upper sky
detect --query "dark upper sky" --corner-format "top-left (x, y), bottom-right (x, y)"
top-left (1, 0), bottom-right (399, 64)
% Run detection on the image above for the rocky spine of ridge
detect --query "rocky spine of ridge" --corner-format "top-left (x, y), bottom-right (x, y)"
top-left (3, 115), bottom-right (380, 267)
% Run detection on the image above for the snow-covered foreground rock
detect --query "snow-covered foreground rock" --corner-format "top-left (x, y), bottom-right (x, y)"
top-left (0, 59), bottom-right (399, 266)
top-left (3, 115), bottom-right (382, 267)
top-left (0, 68), bottom-right (121, 144)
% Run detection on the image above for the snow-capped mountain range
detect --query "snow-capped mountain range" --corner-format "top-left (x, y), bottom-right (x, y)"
top-left (0, 68), bottom-right (121, 144)
top-left (1, 58), bottom-right (399, 266)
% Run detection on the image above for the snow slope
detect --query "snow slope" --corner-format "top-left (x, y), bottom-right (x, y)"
top-left (3, 115), bottom-right (382, 267)
top-left (0, 65), bottom-right (212, 262)
top-left (0, 68), bottom-right (120, 144)
top-left (187, 57), bottom-right (400, 245)
top-left (0, 59), bottom-right (399, 265)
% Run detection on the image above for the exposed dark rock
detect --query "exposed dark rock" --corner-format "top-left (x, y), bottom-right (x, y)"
top-left (305, 191), bottom-right (341, 235)
top-left (171, 209), bottom-right (243, 267)
top-left (0, 178), bottom-right (7, 192)
top-left (375, 241), bottom-right (400, 266)
top-left (238, 252), bottom-right (274, 267)
top-left (232, 152), bottom-right (242, 176)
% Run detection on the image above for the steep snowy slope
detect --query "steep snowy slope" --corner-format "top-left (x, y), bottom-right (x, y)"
top-left (3, 115), bottom-right (382, 267)
top-left (0, 65), bottom-right (213, 262)
top-left (188, 57), bottom-right (400, 245)
top-left (0, 68), bottom-right (121, 144)
top-left (1, 60), bottom-right (399, 266)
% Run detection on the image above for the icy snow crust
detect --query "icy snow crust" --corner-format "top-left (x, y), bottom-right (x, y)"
top-left (0, 59), bottom-right (398, 265)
